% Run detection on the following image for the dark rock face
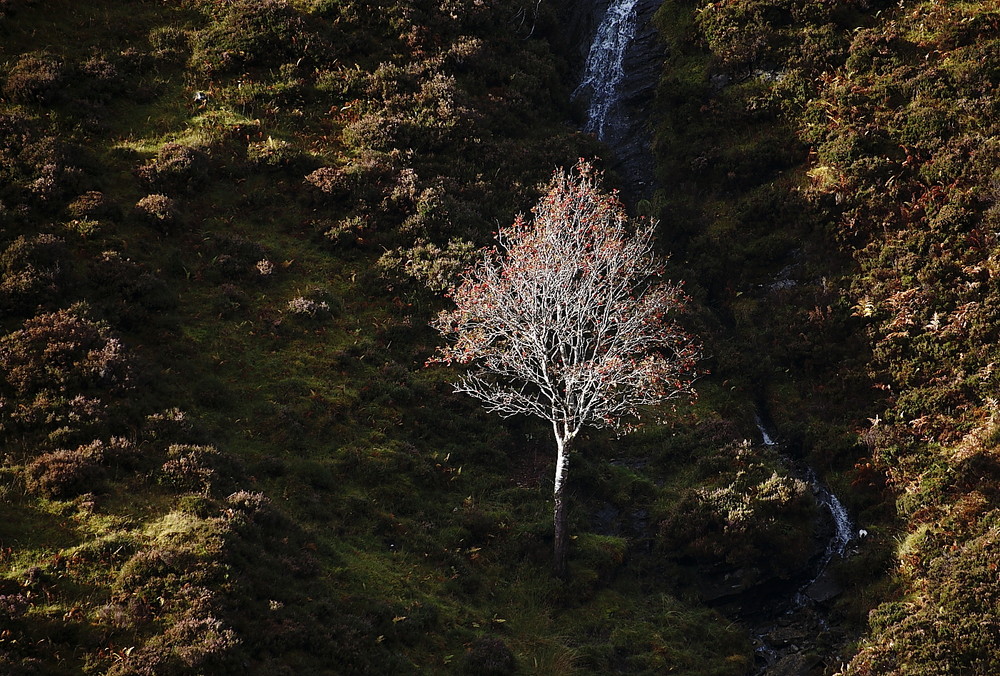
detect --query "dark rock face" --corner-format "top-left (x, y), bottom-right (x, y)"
top-left (559, 0), bottom-right (667, 204)
top-left (610, 0), bottom-right (665, 202)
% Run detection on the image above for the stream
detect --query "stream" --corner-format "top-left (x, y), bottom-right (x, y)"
top-left (572, 2), bottom-right (858, 672)
top-left (571, 0), bottom-right (664, 202)
top-left (750, 418), bottom-right (857, 675)
top-left (574, 0), bottom-right (641, 140)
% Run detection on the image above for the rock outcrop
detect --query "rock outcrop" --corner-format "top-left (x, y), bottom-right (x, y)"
top-left (559, 0), bottom-right (666, 204)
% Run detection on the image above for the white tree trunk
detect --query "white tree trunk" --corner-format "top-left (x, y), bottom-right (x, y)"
top-left (553, 431), bottom-right (571, 578)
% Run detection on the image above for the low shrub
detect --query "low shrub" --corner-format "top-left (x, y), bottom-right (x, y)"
top-left (160, 445), bottom-right (218, 494)
top-left (209, 283), bottom-right (249, 318)
top-left (657, 442), bottom-right (816, 576)
top-left (318, 214), bottom-right (369, 247)
top-left (143, 408), bottom-right (198, 443)
top-left (25, 445), bottom-right (105, 498)
top-left (134, 194), bottom-right (179, 231)
top-left (0, 305), bottom-right (132, 444)
top-left (303, 166), bottom-right (349, 203)
top-left (3, 52), bottom-right (64, 104)
top-left (0, 305), bottom-right (131, 397)
top-left (0, 233), bottom-right (68, 313)
top-left (88, 251), bottom-right (175, 326)
top-left (70, 531), bottom-right (140, 566)
top-left (107, 612), bottom-right (240, 675)
top-left (135, 143), bottom-right (208, 194)
top-left (160, 444), bottom-right (243, 495)
top-left (286, 296), bottom-right (330, 318)
top-left (190, 0), bottom-right (334, 75)
top-left (77, 55), bottom-right (131, 104)
top-left (222, 490), bottom-right (284, 532)
top-left (0, 592), bottom-right (29, 622)
top-left (246, 137), bottom-right (307, 171)
top-left (148, 25), bottom-right (192, 63)
top-left (284, 287), bottom-right (339, 321)
top-left (113, 546), bottom-right (181, 599)
top-left (67, 190), bottom-right (117, 220)
top-left (206, 233), bottom-right (271, 279)
top-left (377, 238), bottom-right (475, 291)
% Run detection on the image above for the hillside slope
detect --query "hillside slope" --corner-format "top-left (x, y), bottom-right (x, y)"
top-left (650, 0), bottom-right (1000, 671)
top-left (0, 0), bottom-right (806, 674)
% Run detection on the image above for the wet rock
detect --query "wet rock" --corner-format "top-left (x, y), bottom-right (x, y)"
top-left (802, 567), bottom-right (842, 604)
top-left (764, 625), bottom-right (811, 648)
top-left (766, 652), bottom-right (823, 676)
top-left (558, 0), bottom-right (667, 203)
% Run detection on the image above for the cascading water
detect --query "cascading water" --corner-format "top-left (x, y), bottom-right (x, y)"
top-left (570, 0), bottom-right (664, 201)
top-left (574, 0), bottom-right (641, 140)
top-left (755, 416), bottom-right (855, 600)
top-left (752, 416), bottom-right (856, 673)
top-left (756, 416), bottom-right (854, 568)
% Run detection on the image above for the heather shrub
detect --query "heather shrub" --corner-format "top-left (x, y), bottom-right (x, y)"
top-left (25, 445), bottom-right (104, 498)
top-left (143, 408), bottom-right (198, 443)
top-left (0, 592), bottom-right (29, 622)
top-left (0, 306), bottom-right (132, 442)
top-left (222, 490), bottom-right (283, 532)
top-left (88, 251), bottom-right (176, 326)
top-left (98, 436), bottom-right (143, 469)
top-left (107, 612), bottom-right (240, 676)
top-left (285, 296), bottom-right (330, 318)
top-left (246, 137), bottom-right (307, 171)
top-left (67, 190), bottom-right (117, 220)
top-left (77, 55), bottom-right (130, 104)
top-left (303, 166), bottom-right (349, 204)
top-left (284, 288), bottom-right (339, 321)
top-left (206, 233), bottom-right (270, 279)
top-left (209, 283), bottom-right (249, 318)
top-left (19, 134), bottom-right (84, 173)
top-left (160, 444), bottom-right (243, 494)
top-left (318, 214), bottom-right (369, 246)
top-left (148, 25), bottom-right (191, 63)
top-left (15, 135), bottom-right (88, 208)
top-left (160, 445), bottom-right (218, 493)
top-left (0, 305), bottom-right (130, 396)
top-left (70, 531), bottom-right (139, 566)
top-left (224, 489), bottom-right (270, 515)
top-left (135, 143), bottom-right (208, 194)
top-left (24, 438), bottom-right (138, 498)
top-left (25, 162), bottom-right (82, 207)
top-left (191, 0), bottom-right (333, 75)
top-left (3, 52), bottom-right (64, 104)
top-left (377, 238), bottom-right (475, 292)
top-left (657, 441), bottom-right (816, 577)
top-left (113, 547), bottom-right (182, 599)
top-left (0, 233), bottom-right (68, 313)
top-left (134, 194), bottom-right (179, 231)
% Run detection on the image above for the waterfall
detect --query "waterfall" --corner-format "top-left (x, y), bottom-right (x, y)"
top-left (574, 0), bottom-right (641, 140)
top-left (807, 469), bottom-right (854, 560)
top-left (754, 415), bottom-right (855, 574)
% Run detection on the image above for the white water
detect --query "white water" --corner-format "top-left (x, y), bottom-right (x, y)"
top-left (807, 469), bottom-right (854, 559)
top-left (574, 0), bottom-right (641, 139)
top-left (754, 416), bottom-right (855, 601)
top-left (754, 413), bottom-right (778, 447)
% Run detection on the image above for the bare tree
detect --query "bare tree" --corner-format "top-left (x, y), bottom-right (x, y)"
top-left (430, 162), bottom-right (700, 577)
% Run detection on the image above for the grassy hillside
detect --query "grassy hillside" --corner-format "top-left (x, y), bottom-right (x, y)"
top-left (650, 0), bottom-right (1000, 671)
top-left (0, 0), bottom-right (827, 673)
top-left (11, 0), bottom-right (996, 671)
